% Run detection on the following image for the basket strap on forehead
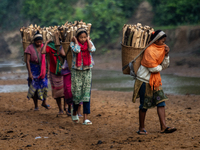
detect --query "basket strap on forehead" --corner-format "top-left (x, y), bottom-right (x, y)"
top-left (122, 31), bottom-right (166, 77)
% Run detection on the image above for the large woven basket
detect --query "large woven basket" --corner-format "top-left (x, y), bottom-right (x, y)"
top-left (22, 41), bottom-right (31, 62)
top-left (121, 44), bottom-right (143, 75)
top-left (61, 42), bottom-right (72, 70)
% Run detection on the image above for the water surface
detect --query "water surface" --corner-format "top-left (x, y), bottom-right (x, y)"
top-left (92, 70), bottom-right (200, 95)
top-left (0, 62), bottom-right (200, 95)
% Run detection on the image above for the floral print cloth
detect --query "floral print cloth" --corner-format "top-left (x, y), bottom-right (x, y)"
top-left (132, 79), bottom-right (168, 109)
top-left (27, 63), bottom-right (48, 100)
top-left (71, 68), bottom-right (92, 105)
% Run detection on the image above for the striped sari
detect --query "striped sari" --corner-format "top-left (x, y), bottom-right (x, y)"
top-left (49, 72), bottom-right (64, 99)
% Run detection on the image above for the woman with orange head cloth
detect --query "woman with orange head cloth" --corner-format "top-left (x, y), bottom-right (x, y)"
top-left (132, 30), bottom-right (177, 134)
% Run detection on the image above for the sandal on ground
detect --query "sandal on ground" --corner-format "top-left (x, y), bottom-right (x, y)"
top-left (41, 104), bottom-right (51, 109)
top-left (67, 109), bottom-right (71, 116)
top-left (78, 114), bottom-right (83, 117)
top-left (82, 119), bottom-right (92, 125)
top-left (160, 127), bottom-right (177, 133)
top-left (58, 111), bottom-right (64, 115)
top-left (71, 114), bottom-right (79, 123)
top-left (34, 107), bottom-right (39, 111)
top-left (137, 130), bottom-right (148, 135)
top-left (64, 108), bottom-right (71, 116)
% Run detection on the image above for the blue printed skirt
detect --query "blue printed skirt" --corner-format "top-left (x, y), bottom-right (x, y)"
top-left (27, 63), bottom-right (48, 100)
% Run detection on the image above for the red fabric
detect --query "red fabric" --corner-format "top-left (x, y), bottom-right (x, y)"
top-left (76, 41), bottom-right (91, 67)
top-left (46, 46), bottom-right (60, 73)
top-left (38, 54), bottom-right (46, 79)
top-left (63, 73), bottom-right (73, 100)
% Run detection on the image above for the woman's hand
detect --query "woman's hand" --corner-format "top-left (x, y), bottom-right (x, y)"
top-left (87, 36), bottom-right (91, 42)
top-left (46, 39), bottom-right (52, 44)
top-left (29, 73), bottom-right (33, 81)
top-left (165, 45), bottom-right (170, 56)
top-left (72, 36), bottom-right (78, 44)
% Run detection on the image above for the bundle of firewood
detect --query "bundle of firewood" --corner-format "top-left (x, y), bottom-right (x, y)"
top-left (20, 20), bottom-right (92, 64)
top-left (58, 20), bottom-right (92, 43)
top-left (58, 20), bottom-right (92, 70)
top-left (20, 21), bottom-right (92, 48)
top-left (122, 23), bottom-right (154, 48)
top-left (20, 20), bottom-right (92, 47)
top-left (19, 24), bottom-right (58, 45)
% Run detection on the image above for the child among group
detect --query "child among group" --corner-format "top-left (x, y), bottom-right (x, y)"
top-left (70, 28), bottom-right (96, 125)
top-left (62, 64), bottom-right (83, 116)
top-left (132, 30), bottom-right (177, 134)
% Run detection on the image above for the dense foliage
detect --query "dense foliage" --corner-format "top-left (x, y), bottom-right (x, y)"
top-left (21, 0), bottom-right (142, 47)
top-left (148, 0), bottom-right (200, 26)
top-left (1, 0), bottom-right (199, 49)
top-left (0, 0), bottom-right (24, 30)
top-left (22, 0), bottom-right (78, 26)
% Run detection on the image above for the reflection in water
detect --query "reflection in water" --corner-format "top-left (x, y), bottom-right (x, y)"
top-left (0, 67), bottom-right (200, 95)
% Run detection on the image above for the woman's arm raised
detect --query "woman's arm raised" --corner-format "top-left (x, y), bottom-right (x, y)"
top-left (41, 39), bottom-right (52, 54)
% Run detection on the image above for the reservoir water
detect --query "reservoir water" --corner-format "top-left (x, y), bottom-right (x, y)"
top-left (0, 61), bottom-right (200, 95)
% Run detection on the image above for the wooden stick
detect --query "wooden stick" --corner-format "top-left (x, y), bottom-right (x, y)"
top-left (60, 30), bottom-right (65, 42)
top-left (42, 29), bottom-right (47, 43)
top-left (122, 24), bottom-right (128, 45)
top-left (127, 26), bottom-right (135, 46)
top-left (124, 26), bottom-right (131, 45)
top-left (73, 26), bottom-right (77, 36)
top-left (139, 30), bottom-right (144, 48)
top-left (70, 27), bottom-right (73, 42)
top-left (131, 28), bottom-right (138, 47)
top-left (87, 23), bottom-right (92, 35)
top-left (135, 28), bottom-right (143, 48)
top-left (65, 31), bottom-right (70, 42)
top-left (64, 21), bottom-right (68, 26)
top-left (54, 30), bottom-right (60, 45)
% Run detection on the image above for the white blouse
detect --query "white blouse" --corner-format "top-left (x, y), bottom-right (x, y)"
top-left (136, 56), bottom-right (170, 83)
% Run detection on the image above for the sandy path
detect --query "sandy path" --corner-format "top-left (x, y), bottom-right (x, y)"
top-left (0, 91), bottom-right (200, 150)
top-left (0, 49), bottom-right (200, 149)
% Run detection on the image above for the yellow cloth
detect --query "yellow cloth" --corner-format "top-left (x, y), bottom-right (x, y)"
top-left (141, 43), bottom-right (166, 90)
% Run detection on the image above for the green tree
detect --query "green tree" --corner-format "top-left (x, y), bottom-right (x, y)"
top-left (21, 0), bottom-right (141, 48)
top-left (80, 0), bottom-right (126, 46)
top-left (22, 0), bottom-right (78, 26)
top-left (0, 0), bottom-right (24, 30)
top-left (148, 0), bottom-right (200, 26)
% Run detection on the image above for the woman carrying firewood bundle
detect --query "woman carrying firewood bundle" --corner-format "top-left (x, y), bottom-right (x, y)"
top-left (25, 31), bottom-right (50, 110)
top-left (70, 28), bottom-right (96, 125)
top-left (41, 40), bottom-right (72, 115)
top-left (132, 30), bottom-right (177, 134)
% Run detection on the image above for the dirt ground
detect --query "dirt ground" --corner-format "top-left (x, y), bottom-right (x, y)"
top-left (0, 90), bottom-right (200, 150)
top-left (0, 51), bottom-right (200, 150)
